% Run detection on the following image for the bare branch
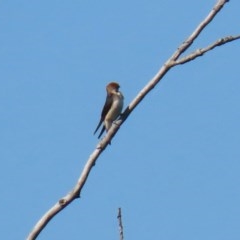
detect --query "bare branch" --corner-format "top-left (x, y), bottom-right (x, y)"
top-left (175, 35), bottom-right (240, 65)
top-left (117, 208), bottom-right (124, 240)
top-left (171, 0), bottom-right (229, 60)
top-left (118, 0), bottom-right (234, 122)
top-left (26, 147), bottom-right (104, 240)
top-left (27, 0), bottom-right (238, 239)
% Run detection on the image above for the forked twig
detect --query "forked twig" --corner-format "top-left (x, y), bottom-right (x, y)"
top-left (175, 35), bottom-right (240, 65)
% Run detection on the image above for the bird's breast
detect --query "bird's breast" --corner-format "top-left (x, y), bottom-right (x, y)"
top-left (105, 92), bottom-right (123, 121)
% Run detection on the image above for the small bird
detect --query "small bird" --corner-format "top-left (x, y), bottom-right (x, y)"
top-left (94, 82), bottom-right (124, 139)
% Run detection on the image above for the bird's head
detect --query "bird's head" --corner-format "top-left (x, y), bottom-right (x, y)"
top-left (106, 82), bottom-right (120, 94)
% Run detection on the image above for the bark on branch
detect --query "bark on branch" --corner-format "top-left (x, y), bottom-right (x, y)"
top-left (27, 0), bottom-right (239, 239)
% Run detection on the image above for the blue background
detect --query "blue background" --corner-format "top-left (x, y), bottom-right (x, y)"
top-left (0, 1), bottom-right (240, 239)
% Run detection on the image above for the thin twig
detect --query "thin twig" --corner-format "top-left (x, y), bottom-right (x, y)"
top-left (117, 208), bottom-right (124, 240)
top-left (175, 35), bottom-right (240, 65)
top-left (26, 1), bottom-right (238, 239)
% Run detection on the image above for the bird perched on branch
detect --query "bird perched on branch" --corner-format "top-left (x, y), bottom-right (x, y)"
top-left (94, 82), bottom-right (124, 139)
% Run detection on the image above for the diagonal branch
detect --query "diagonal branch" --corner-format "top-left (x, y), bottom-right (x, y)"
top-left (26, 0), bottom-right (238, 239)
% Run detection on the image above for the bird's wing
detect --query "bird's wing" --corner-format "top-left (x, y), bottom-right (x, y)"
top-left (93, 118), bottom-right (103, 135)
top-left (98, 125), bottom-right (106, 139)
top-left (93, 93), bottom-right (113, 135)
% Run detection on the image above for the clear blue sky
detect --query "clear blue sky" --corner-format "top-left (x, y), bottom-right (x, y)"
top-left (1, 1), bottom-right (240, 239)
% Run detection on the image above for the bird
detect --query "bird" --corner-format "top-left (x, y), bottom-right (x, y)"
top-left (94, 82), bottom-right (124, 139)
